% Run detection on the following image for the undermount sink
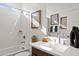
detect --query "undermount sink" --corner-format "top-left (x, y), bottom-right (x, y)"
top-left (40, 42), bottom-right (70, 52)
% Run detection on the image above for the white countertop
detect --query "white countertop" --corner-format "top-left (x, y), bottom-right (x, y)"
top-left (31, 41), bottom-right (79, 56)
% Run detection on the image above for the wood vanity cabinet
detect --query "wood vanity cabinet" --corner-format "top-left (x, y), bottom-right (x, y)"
top-left (32, 47), bottom-right (52, 56)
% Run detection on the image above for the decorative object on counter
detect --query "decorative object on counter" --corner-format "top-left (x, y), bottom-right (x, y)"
top-left (31, 10), bottom-right (42, 29)
top-left (70, 26), bottom-right (79, 48)
top-left (60, 16), bottom-right (67, 29)
top-left (32, 35), bottom-right (38, 42)
top-left (42, 37), bottom-right (48, 42)
top-left (50, 13), bottom-right (59, 25)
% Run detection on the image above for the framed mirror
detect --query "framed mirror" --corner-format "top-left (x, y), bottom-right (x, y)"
top-left (31, 10), bottom-right (41, 29)
top-left (60, 16), bottom-right (67, 29)
top-left (50, 13), bottom-right (59, 25)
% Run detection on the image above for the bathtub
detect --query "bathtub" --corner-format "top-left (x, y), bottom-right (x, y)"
top-left (0, 45), bottom-right (31, 56)
top-left (10, 50), bottom-right (31, 56)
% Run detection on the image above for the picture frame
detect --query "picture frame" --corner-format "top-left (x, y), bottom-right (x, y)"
top-left (50, 13), bottom-right (59, 25)
top-left (60, 16), bottom-right (67, 29)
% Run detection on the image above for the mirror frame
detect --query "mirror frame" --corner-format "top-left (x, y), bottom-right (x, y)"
top-left (31, 10), bottom-right (41, 29)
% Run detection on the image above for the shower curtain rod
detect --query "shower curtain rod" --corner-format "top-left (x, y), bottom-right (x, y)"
top-left (0, 3), bottom-right (30, 13)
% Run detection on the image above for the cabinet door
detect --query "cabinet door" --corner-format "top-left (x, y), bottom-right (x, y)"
top-left (32, 47), bottom-right (49, 56)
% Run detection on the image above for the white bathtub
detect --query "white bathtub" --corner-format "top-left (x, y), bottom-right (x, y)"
top-left (0, 45), bottom-right (31, 56)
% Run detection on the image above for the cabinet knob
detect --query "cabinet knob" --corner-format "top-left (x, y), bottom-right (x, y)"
top-left (21, 41), bottom-right (25, 44)
top-left (23, 35), bottom-right (26, 39)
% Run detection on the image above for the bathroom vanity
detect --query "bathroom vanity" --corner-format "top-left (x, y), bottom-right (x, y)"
top-left (31, 41), bottom-right (79, 56)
